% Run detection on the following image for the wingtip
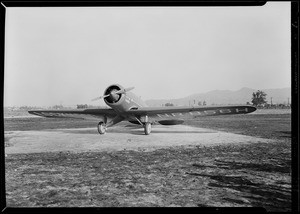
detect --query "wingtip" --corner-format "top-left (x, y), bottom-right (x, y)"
top-left (249, 106), bottom-right (257, 113)
top-left (28, 110), bottom-right (37, 115)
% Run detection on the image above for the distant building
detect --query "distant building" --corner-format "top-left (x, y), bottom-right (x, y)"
top-left (77, 104), bottom-right (88, 109)
top-left (165, 103), bottom-right (174, 107)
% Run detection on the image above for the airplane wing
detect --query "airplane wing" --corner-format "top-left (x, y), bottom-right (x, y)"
top-left (28, 108), bottom-right (117, 120)
top-left (125, 105), bottom-right (256, 119)
top-left (28, 105), bottom-right (256, 123)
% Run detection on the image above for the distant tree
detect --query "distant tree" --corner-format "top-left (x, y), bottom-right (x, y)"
top-left (198, 101), bottom-right (202, 106)
top-left (251, 90), bottom-right (267, 106)
top-left (165, 103), bottom-right (174, 107)
top-left (52, 105), bottom-right (64, 109)
top-left (203, 101), bottom-right (207, 106)
top-left (246, 102), bottom-right (251, 105)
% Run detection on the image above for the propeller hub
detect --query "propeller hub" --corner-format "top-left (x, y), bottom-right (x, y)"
top-left (109, 89), bottom-right (120, 103)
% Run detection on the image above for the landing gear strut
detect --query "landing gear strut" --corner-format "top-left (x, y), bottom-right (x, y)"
top-left (97, 122), bottom-right (107, 134)
top-left (134, 116), bottom-right (152, 135)
top-left (144, 122), bottom-right (151, 135)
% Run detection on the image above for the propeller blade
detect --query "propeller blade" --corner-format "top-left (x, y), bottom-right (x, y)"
top-left (91, 97), bottom-right (101, 101)
top-left (101, 94), bottom-right (111, 99)
top-left (91, 94), bottom-right (109, 101)
top-left (115, 87), bottom-right (135, 95)
top-left (124, 87), bottom-right (135, 92)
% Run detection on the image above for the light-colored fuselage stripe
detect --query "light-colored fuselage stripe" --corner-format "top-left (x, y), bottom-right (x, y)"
top-left (220, 109), bottom-right (231, 113)
top-left (236, 108), bottom-right (248, 113)
top-left (204, 110), bottom-right (216, 114)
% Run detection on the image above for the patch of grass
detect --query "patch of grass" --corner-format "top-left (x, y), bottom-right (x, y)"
top-left (6, 141), bottom-right (291, 211)
top-left (184, 113), bottom-right (291, 140)
top-left (4, 117), bottom-right (96, 132)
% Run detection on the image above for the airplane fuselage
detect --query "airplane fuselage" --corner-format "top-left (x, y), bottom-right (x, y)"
top-left (103, 84), bottom-right (147, 113)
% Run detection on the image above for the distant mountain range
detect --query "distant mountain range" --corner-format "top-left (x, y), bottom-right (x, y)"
top-left (145, 87), bottom-right (291, 106)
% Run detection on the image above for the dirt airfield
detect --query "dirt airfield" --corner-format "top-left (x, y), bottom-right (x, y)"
top-left (5, 124), bottom-right (274, 154)
top-left (4, 110), bottom-right (292, 211)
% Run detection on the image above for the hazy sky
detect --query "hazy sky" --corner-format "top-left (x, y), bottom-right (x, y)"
top-left (4, 2), bottom-right (291, 106)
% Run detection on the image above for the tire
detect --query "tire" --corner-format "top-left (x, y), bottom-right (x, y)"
top-left (144, 122), bottom-right (151, 135)
top-left (97, 122), bottom-right (106, 134)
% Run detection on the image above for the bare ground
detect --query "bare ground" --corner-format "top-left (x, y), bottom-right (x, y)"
top-left (4, 111), bottom-right (292, 211)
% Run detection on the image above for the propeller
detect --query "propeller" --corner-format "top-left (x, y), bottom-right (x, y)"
top-left (91, 94), bottom-right (109, 101)
top-left (114, 87), bottom-right (135, 95)
top-left (91, 86), bottom-right (135, 102)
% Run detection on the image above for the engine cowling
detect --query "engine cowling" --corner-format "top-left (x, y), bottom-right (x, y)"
top-left (102, 84), bottom-right (141, 113)
top-left (103, 84), bottom-right (124, 105)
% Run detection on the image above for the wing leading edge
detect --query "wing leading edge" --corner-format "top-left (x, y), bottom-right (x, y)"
top-left (28, 108), bottom-right (117, 120)
top-left (125, 105), bottom-right (256, 118)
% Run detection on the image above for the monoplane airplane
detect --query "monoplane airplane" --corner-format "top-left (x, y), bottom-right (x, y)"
top-left (28, 84), bottom-right (256, 135)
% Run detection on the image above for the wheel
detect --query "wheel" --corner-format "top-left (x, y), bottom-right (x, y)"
top-left (97, 122), bottom-right (106, 134)
top-left (144, 122), bottom-right (151, 135)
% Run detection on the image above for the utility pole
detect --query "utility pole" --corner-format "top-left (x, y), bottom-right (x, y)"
top-left (288, 97), bottom-right (290, 105)
top-left (271, 97), bottom-right (273, 105)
